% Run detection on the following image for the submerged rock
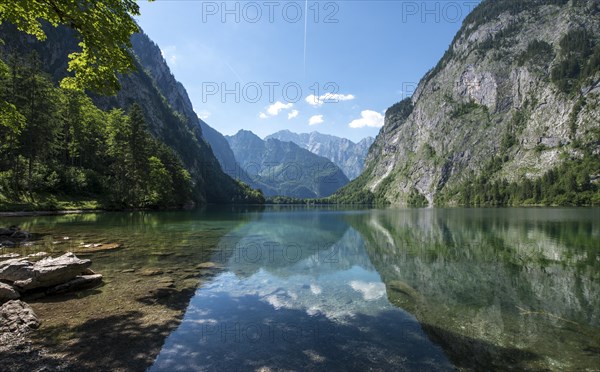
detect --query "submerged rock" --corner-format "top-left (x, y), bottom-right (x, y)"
top-left (0, 282), bottom-right (20, 303)
top-left (73, 243), bottom-right (122, 254)
top-left (44, 274), bottom-right (103, 296)
top-left (140, 268), bottom-right (163, 277)
top-left (0, 300), bottom-right (39, 333)
top-left (0, 252), bottom-right (92, 291)
top-left (0, 226), bottom-right (30, 239)
top-left (0, 240), bottom-right (16, 248)
top-left (10, 230), bottom-right (30, 240)
top-left (0, 227), bottom-right (17, 236)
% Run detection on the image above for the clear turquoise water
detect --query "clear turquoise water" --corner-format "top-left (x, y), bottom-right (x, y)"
top-left (2, 207), bottom-right (599, 370)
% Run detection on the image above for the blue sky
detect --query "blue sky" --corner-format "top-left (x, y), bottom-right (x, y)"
top-left (136, 1), bottom-right (481, 142)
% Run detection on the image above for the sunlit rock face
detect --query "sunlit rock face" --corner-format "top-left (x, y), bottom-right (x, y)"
top-left (348, 0), bottom-right (600, 205)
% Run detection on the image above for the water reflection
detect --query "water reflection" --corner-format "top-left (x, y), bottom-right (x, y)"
top-left (345, 208), bottom-right (600, 370)
top-left (151, 210), bottom-right (453, 371)
top-left (151, 208), bottom-right (600, 371)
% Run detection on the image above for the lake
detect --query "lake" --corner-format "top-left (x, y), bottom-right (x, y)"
top-left (1, 207), bottom-right (599, 370)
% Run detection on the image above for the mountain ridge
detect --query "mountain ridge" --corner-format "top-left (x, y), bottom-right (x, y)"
top-left (266, 130), bottom-right (374, 180)
top-left (226, 130), bottom-right (350, 198)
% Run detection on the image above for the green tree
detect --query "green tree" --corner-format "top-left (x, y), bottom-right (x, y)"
top-left (0, 0), bottom-right (147, 94)
top-left (146, 156), bottom-right (173, 207)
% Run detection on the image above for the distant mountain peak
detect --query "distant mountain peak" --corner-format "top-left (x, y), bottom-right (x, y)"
top-left (226, 131), bottom-right (349, 198)
top-left (265, 130), bottom-right (375, 180)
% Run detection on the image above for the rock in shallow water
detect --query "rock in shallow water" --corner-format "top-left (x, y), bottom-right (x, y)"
top-left (0, 252), bottom-right (91, 291)
top-left (73, 243), bottom-right (122, 254)
top-left (0, 282), bottom-right (20, 303)
top-left (0, 240), bottom-right (16, 248)
top-left (44, 274), bottom-right (103, 296)
top-left (140, 268), bottom-right (163, 276)
top-left (0, 300), bottom-right (39, 333)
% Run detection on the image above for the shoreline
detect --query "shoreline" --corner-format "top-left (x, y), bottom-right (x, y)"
top-left (2, 205), bottom-right (598, 218)
top-left (0, 209), bottom-right (104, 218)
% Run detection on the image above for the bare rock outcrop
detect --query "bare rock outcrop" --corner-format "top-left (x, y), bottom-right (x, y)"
top-left (0, 300), bottom-right (39, 333)
top-left (0, 252), bottom-right (92, 291)
top-left (0, 282), bottom-right (20, 303)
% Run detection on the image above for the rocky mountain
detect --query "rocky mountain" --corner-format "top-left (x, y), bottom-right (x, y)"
top-left (226, 130), bottom-right (349, 198)
top-left (197, 120), bottom-right (261, 189)
top-left (338, 0), bottom-right (600, 206)
top-left (266, 130), bottom-right (374, 180)
top-left (0, 25), bottom-right (262, 204)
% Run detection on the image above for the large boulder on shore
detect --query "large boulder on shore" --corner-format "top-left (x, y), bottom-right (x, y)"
top-left (0, 253), bottom-right (91, 291)
top-left (0, 300), bottom-right (39, 333)
top-left (0, 282), bottom-right (20, 303)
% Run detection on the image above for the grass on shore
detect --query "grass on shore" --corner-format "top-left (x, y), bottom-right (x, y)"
top-left (0, 192), bottom-right (102, 212)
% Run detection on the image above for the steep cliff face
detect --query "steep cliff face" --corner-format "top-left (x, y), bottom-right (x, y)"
top-left (98, 32), bottom-right (256, 203)
top-left (129, 34), bottom-right (198, 124)
top-left (266, 130), bottom-right (374, 180)
top-left (227, 130), bottom-right (350, 198)
top-left (349, 0), bottom-right (600, 205)
top-left (198, 120), bottom-right (239, 174)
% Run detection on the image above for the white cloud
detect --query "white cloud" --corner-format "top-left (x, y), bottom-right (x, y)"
top-left (160, 45), bottom-right (179, 66)
top-left (349, 281), bottom-right (386, 301)
top-left (348, 110), bottom-right (384, 128)
top-left (305, 93), bottom-right (355, 107)
top-left (196, 110), bottom-right (211, 120)
top-left (259, 101), bottom-right (294, 119)
top-left (308, 115), bottom-right (324, 126)
top-left (267, 101), bottom-right (294, 116)
top-left (288, 110), bottom-right (299, 120)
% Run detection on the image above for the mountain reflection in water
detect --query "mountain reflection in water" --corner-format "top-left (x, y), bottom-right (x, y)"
top-left (152, 208), bottom-right (600, 371)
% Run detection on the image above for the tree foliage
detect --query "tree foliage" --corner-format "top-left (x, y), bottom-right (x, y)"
top-left (0, 0), bottom-right (145, 94)
top-left (454, 153), bottom-right (600, 207)
top-left (552, 29), bottom-right (600, 94)
top-left (0, 54), bottom-right (192, 209)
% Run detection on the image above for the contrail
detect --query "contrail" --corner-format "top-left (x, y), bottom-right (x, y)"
top-left (303, 0), bottom-right (308, 79)
top-left (225, 60), bottom-right (244, 84)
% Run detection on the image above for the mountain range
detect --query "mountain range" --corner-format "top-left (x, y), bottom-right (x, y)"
top-left (199, 121), bottom-right (373, 198)
top-left (2, 0), bottom-right (597, 208)
top-left (265, 131), bottom-right (374, 180)
top-left (225, 130), bottom-right (349, 198)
